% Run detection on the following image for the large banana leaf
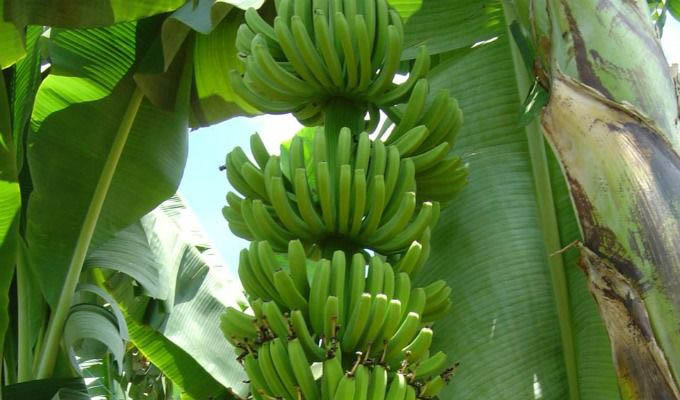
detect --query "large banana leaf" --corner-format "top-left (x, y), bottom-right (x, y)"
top-left (92, 195), bottom-right (247, 397)
top-left (385, 0), bottom-right (621, 398)
top-left (26, 21), bottom-right (191, 307)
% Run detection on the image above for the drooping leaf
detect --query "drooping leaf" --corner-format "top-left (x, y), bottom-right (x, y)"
top-left (192, 8), bottom-right (259, 126)
top-left (417, 3), bottom-right (620, 398)
top-left (26, 21), bottom-right (191, 306)
top-left (94, 195), bottom-right (248, 396)
top-left (85, 222), bottom-right (169, 300)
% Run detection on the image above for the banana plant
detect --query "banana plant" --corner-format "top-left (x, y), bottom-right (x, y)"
top-left (510, 0), bottom-right (680, 398)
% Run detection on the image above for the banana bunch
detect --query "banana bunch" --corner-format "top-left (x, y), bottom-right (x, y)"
top-left (240, 341), bottom-right (451, 400)
top-left (229, 243), bottom-right (452, 347)
top-left (377, 84), bottom-right (468, 204)
top-left (222, 129), bottom-right (444, 256)
top-left (231, 0), bottom-right (432, 125)
top-left (220, 1), bottom-right (466, 397)
top-left (221, 250), bottom-right (455, 399)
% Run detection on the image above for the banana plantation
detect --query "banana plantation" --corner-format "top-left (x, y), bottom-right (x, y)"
top-left (1, 0), bottom-right (679, 399)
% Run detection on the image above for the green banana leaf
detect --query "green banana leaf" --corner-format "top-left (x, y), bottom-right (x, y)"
top-left (26, 20), bottom-right (191, 307)
top-left (92, 195), bottom-right (247, 397)
top-left (387, 0), bottom-right (621, 398)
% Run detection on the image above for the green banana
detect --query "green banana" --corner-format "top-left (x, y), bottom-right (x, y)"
top-left (220, 307), bottom-right (258, 344)
top-left (289, 338), bottom-right (321, 399)
top-left (413, 351), bottom-right (449, 380)
top-left (294, 168), bottom-right (327, 234)
top-left (238, 249), bottom-right (271, 301)
top-left (317, 161), bottom-right (336, 231)
top-left (381, 146), bottom-right (401, 208)
top-left (384, 311), bottom-right (421, 363)
top-left (367, 25), bottom-right (401, 97)
top-left (348, 253), bottom-right (367, 318)
top-left (394, 242), bottom-right (422, 275)
top-left (322, 352), bottom-right (344, 400)
top-left (335, 373), bottom-right (357, 399)
top-left (263, 301), bottom-right (290, 341)
top-left (369, 191), bottom-right (416, 246)
top-left (354, 131), bottom-right (371, 174)
top-left (291, 309), bottom-right (326, 361)
top-left (355, 364), bottom-right (370, 400)
top-left (420, 375), bottom-right (446, 398)
top-left (273, 269), bottom-right (309, 314)
top-left (334, 11), bottom-right (358, 90)
top-left (391, 125), bottom-right (429, 157)
top-left (244, 354), bottom-right (272, 399)
top-left (314, 12), bottom-right (344, 88)
top-left (368, 365), bottom-right (388, 400)
top-left (250, 133), bottom-right (271, 169)
top-left (405, 287), bottom-right (426, 318)
top-left (385, 373), bottom-right (407, 400)
top-left (288, 239), bottom-right (310, 296)
top-left (270, 337), bottom-right (301, 399)
top-left (349, 169), bottom-right (367, 236)
top-left (331, 250), bottom-right (347, 329)
top-left (376, 46), bottom-right (430, 106)
top-left (270, 176), bottom-right (312, 238)
top-left (355, 15), bottom-right (373, 91)
top-left (358, 174), bottom-right (385, 238)
top-left (357, 293), bottom-right (389, 351)
top-left (371, 0), bottom-right (389, 71)
top-left (365, 256), bottom-right (384, 297)
top-left (310, 259), bottom-right (332, 334)
top-left (381, 201), bottom-right (434, 252)
top-left (342, 293), bottom-right (372, 350)
top-left (382, 263), bottom-right (395, 300)
top-left (373, 299), bottom-right (402, 357)
top-left (291, 16), bottom-right (336, 91)
top-left (324, 295), bottom-right (340, 343)
top-left (338, 164), bottom-right (352, 233)
top-left (402, 327), bottom-right (433, 364)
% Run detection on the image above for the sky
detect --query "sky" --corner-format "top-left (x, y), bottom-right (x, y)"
top-left (178, 17), bottom-right (680, 274)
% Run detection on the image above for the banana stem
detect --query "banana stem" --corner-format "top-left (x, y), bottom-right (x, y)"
top-left (16, 244), bottom-right (32, 382)
top-left (35, 87), bottom-right (144, 379)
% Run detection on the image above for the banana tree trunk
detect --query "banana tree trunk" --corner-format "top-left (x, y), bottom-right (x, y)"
top-left (514, 0), bottom-right (680, 397)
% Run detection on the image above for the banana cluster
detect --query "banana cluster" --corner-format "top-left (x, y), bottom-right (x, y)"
top-left (221, 246), bottom-right (454, 399)
top-left (232, 0), bottom-right (429, 126)
top-left (222, 126), bottom-right (466, 255)
top-left (220, 1), bottom-right (464, 397)
top-left (239, 341), bottom-right (451, 400)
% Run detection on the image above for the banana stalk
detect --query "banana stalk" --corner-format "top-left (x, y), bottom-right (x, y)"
top-left (512, 0), bottom-right (680, 397)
